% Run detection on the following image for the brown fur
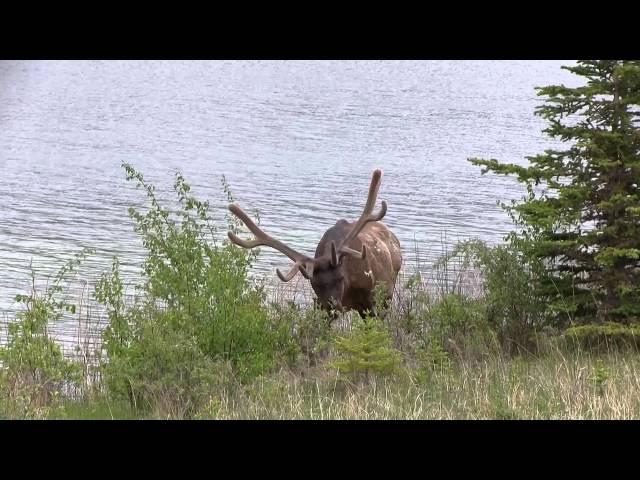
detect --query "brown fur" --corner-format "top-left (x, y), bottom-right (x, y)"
top-left (312, 221), bottom-right (402, 315)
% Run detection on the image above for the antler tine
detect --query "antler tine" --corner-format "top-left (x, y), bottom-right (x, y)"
top-left (227, 204), bottom-right (314, 281)
top-left (277, 261), bottom-right (313, 282)
top-left (338, 169), bottom-right (387, 258)
top-left (341, 244), bottom-right (367, 260)
top-left (362, 169), bottom-right (383, 216)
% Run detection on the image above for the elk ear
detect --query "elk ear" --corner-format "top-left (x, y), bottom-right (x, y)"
top-left (330, 241), bottom-right (338, 267)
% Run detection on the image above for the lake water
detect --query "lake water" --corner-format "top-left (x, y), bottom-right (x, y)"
top-left (0, 60), bottom-right (581, 347)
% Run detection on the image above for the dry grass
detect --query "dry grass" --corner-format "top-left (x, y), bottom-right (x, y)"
top-left (194, 350), bottom-right (640, 420)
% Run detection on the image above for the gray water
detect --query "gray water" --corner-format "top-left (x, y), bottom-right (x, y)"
top-left (0, 60), bottom-right (581, 346)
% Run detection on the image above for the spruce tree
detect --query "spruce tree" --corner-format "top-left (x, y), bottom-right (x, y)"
top-left (470, 60), bottom-right (640, 326)
top-left (330, 316), bottom-right (401, 382)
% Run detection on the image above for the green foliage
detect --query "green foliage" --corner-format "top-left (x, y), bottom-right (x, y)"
top-left (270, 302), bottom-right (333, 367)
top-left (50, 397), bottom-right (141, 420)
top-left (94, 257), bottom-right (129, 363)
top-left (445, 240), bottom-right (550, 353)
top-left (565, 322), bottom-right (640, 352)
top-left (372, 281), bottom-right (389, 315)
top-left (386, 240), bottom-right (551, 358)
top-left (470, 60), bottom-right (640, 326)
top-left (414, 335), bottom-right (452, 385)
top-left (590, 359), bottom-right (610, 397)
top-left (330, 316), bottom-right (402, 382)
top-left (0, 250), bottom-right (92, 415)
top-left (102, 311), bottom-right (228, 418)
top-left (398, 272), bottom-right (431, 331)
top-left (383, 271), bottom-right (432, 353)
top-left (94, 165), bottom-right (295, 416)
top-left (422, 292), bottom-right (496, 359)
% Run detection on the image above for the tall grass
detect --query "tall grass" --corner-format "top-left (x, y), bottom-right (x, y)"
top-left (190, 350), bottom-right (640, 420)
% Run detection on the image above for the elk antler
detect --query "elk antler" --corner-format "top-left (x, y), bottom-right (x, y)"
top-left (227, 204), bottom-right (314, 281)
top-left (338, 169), bottom-right (387, 259)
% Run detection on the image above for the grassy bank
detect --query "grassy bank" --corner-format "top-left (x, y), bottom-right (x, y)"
top-left (2, 165), bottom-right (639, 420)
top-left (4, 268), bottom-right (640, 420)
top-left (38, 350), bottom-right (640, 420)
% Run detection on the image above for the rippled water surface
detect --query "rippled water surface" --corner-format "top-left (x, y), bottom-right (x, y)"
top-left (0, 60), bottom-right (580, 344)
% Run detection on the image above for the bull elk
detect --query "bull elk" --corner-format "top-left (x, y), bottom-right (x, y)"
top-left (227, 169), bottom-right (402, 317)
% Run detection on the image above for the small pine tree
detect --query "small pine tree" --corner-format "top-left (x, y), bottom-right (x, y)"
top-left (470, 60), bottom-right (640, 326)
top-left (330, 316), bottom-right (401, 383)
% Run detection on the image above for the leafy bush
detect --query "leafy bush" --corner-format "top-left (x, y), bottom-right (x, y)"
top-left (94, 165), bottom-right (296, 416)
top-left (420, 292), bottom-right (496, 360)
top-left (103, 309), bottom-right (229, 418)
top-left (0, 251), bottom-right (92, 416)
top-left (443, 240), bottom-right (550, 355)
top-left (269, 301), bottom-right (332, 367)
top-left (413, 334), bottom-right (452, 385)
top-left (394, 272), bottom-right (431, 335)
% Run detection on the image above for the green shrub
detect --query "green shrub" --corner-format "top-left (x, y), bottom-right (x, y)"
top-left (395, 272), bottom-right (431, 335)
top-left (270, 302), bottom-right (332, 367)
top-left (94, 165), bottom-right (296, 416)
top-left (330, 316), bottom-right (402, 383)
top-left (590, 359), bottom-right (610, 397)
top-left (421, 293), bottom-right (496, 361)
top-left (564, 323), bottom-right (640, 352)
top-left (103, 309), bottom-right (228, 418)
top-left (0, 251), bottom-right (91, 416)
top-left (413, 334), bottom-right (452, 385)
top-left (443, 240), bottom-right (550, 355)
